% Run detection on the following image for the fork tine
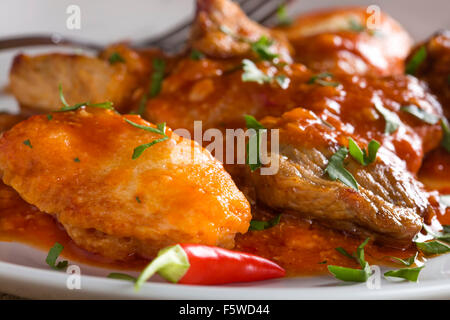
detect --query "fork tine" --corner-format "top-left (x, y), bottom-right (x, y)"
top-left (140, 0), bottom-right (248, 44)
top-left (240, 0), bottom-right (268, 17)
top-left (139, 0), bottom-right (251, 49)
top-left (0, 34), bottom-right (102, 51)
top-left (0, 0), bottom-right (286, 53)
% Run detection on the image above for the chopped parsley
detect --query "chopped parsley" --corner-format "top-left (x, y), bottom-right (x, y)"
top-left (244, 115), bottom-right (266, 171)
top-left (108, 52), bottom-right (125, 64)
top-left (125, 119), bottom-right (169, 159)
top-left (307, 72), bottom-right (340, 87)
top-left (401, 105), bottom-right (440, 125)
top-left (374, 103), bottom-right (401, 134)
top-left (249, 214), bottom-right (282, 231)
top-left (250, 36), bottom-right (279, 61)
top-left (325, 147), bottom-right (359, 190)
top-left (440, 118), bottom-right (450, 153)
top-left (136, 196), bottom-right (141, 203)
top-left (46, 242), bottom-right (68, 271)
top-left (348, 138), bottom-right (380, 166)
top-left (107, 273), bottom-right (136, 282)
top-left (73, 157), bottom-right (80, 162)
top-left (23, 139), bottom-right (32, 148)
top-left (389, 252), bottom-right (419, 267)
top-left (348, 18), bottom-right (365, 32)
top-left (384, 266), bottom-right (424, 282)
top-left (335, 247), bottom-right (355, 260)
top-left (276, 3), bottom-right (292, 26)
top-left (275, 75), bottom-right (290, 89)
top-left (190, 49), bottom-right (205, 61)
top-left (328, 238), bottom-right (372, 282)
top-left (241, 59), bottom-right (290, 89)
top-left (138, 58), bottom-right (166, 115)
top-left (47, 114), bottom-right (53, 121)
top-left (241, 59), bottom-right (271, 84)
top-left (406, 46), bottom-right (427, 75)
top-left (415, 240), bottom-right (450, 255)
top-left (58, 84), bottom-right (113, 112)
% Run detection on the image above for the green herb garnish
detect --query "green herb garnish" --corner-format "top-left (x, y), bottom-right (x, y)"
top-left (348, 18), bottom-right (365, 32)
top-left (125, 119), bottom-right (169, 159)
top-left (384, 266), bottom-right (424, 282)
top-left (250, 36), bottom-right (279, 61)
top-left (23, 139), bottom-right (32, 148)
top-left (136, 196), bottom-right (141, 203)
top-left (249, 214), bottom-right (282, 231)
top-left (241, 59), bottom-right (271, 84)
top-left (328, 264), bottom-right (371, 282)
top-left (108, 52), bottom-right (125, 64)
top-left (46, 242), bottom-right (68, 270)
top-left (406, 46), bottom-right (427, 75)
top-left (138, 58), bottom-right (166, 115)
top-left (244, 115), bottom-right (266, 171)
top-left (276, 3), bottom-right (292, 26)
top-left (328, 238), bottom-right (372, 282)
top-left (389, 252), bottom-right (419, 267)
top-left (335, 247), bottom-right (355, 260)
top-left (190, 49), bottom-right (205, 61)
top-left (107, 273), bottom-right (136, 282)
top-left (401, 105), bottom-right (440, 125)
top-left (74, 157), bottom-right (80, 163)
top-left (58, 84), bottom-right (113, 112)
top-left (440, 118), bottom-right (450, 153)
top-left (307, 72), bottom-right (340, 87)
top-left (47, 114), bottom-right (53, 121)
top-left (348, 138), bottom-right (380, 166)
top-left (374, 103), bottom-right (401, 134)
top-left (275, 75), bottom-right (290, 89)
top-left (415, 240), bottom-right (450, 255)
top-left (325, 147), bottom-right (359, 190)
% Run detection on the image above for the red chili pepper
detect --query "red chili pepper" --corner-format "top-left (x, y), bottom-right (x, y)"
top-left (134, 244), bottom-right (285, 290)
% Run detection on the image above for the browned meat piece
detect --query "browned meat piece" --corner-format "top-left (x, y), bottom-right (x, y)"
top-left (0, 108), bottom-right (251, 260)
top-left (146, 57), bottom-right (443, 173)
top-left (407, 30), bottom-right (450, 117)
top-left (190, 0), bottom-right (293, 61)
top-left (276, 7), bottom-right (412, 76)
top-left (9, 44), bottom-right (159, 113)
top-left (246, 108), bottom-right (434, 245)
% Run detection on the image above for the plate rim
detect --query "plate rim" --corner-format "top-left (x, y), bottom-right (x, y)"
top-left (1, 259), bottom-right (450, 299)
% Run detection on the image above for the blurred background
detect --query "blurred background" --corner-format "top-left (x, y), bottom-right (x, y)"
top-left (0, 0), bottom-right (448, 44)
top-left (0, 0), bottom-right (448, 112)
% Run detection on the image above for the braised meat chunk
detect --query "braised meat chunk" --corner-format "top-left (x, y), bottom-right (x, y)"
top-left (277, 7), bottom-right (412, 76)
top-left (146, 59), bottom-right (442, 173)
top-left (0, 107), bottom-right (251, 260)
top-left (9, 44), bottom-right (159, 113)
top-left (407, 30), bottom-right (450, 117)
top-left (191, 0), bottom-right (293, 61)
top-left (246, 108), bottom-right (434, 245)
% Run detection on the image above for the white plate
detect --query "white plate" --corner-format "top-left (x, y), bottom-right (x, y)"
top-left (0, 0), bottom-right (450, 300)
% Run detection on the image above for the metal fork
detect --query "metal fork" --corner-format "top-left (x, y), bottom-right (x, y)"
top-left (0, 0), bottom-right (290, 53)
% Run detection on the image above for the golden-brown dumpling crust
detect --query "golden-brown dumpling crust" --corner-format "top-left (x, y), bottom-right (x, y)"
top-left (0, 107), bottom-right (251, 260)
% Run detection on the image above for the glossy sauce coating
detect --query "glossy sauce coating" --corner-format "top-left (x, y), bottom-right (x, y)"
top-left (0, 181), bottom-right (433, 276)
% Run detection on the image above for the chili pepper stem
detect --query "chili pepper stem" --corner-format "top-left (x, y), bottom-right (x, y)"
top-left (134, 244), bottom-right (190, 291)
